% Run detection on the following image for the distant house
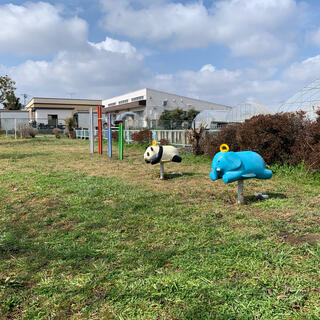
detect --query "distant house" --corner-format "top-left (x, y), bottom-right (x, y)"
top-left (25, 97), bottom-right (102, 127)
top-left (103, 88), bottom-right (231, 124)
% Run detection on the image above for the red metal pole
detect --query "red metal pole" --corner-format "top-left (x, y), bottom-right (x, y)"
top-left (98, 105), bottom-right (102, 155)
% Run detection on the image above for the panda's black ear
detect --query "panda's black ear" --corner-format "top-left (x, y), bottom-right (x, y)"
top-left (151, 147), bottom-right (153, 151)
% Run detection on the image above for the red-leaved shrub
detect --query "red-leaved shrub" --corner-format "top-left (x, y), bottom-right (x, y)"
top-left (236, 112), bottom-right (307, 164)
top-left (159, 139), bottom-right (169, 145)
top-left (187, 124), bottom-right (206, 155)
top-left (112, 130), bottom-right (119, 141)
top-left (200, 112), bottom-right (309, 165)
top-left (201, 123), bottom-right (241, 156)
top-left (131, 129), bottom-right (152, 144)
top-left (290, 110), bottom-right (320, 170)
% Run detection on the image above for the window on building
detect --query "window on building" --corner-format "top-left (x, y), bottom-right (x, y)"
top-left (131, 96), bottom-right (144, 102)
top-left (136, 110), bottom-right (144, 117)
top-left (108, 102), bottom-right (116, 107)
top-left (118, 99), bottom-right (129, 105)
top-left (48, 114), bottom-right (58, 126)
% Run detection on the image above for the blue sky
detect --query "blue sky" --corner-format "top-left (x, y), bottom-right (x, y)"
top-left (1, 0), bottom-right (320, 110)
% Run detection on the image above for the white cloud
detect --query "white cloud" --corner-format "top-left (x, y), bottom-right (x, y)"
top-left (283, 55), bottom-right (320, 83)
top-left (100, 0), bottom-right (303, 64)
top-left (200, 64), bottom-right (216, 73)
top-left (0, 2), bottom-right (147, 99)
top-left (6, 44), bottom-right (146, 99)
top-left (1, 1), bottom-right (319, 113)
top-left (6, 51), bottom-right (320, 112)
top-left (144, 55), bottom-right (320, 110)
top-left (147, 64), bottom-right (286, 108)
top-left (0, 2), bottom-right (88, 56)
top-left (89, 37), bottom-right (140, 58)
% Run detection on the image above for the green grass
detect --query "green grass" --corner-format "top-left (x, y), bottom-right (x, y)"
top-left (0, 136), bottom-right (319, 319)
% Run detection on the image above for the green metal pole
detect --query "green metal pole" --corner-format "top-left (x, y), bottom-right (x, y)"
top-left (119, 122), bottom-right (123, 160)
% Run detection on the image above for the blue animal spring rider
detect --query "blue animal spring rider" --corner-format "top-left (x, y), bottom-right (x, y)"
top-left (209, 144), bottom-right (272, 204)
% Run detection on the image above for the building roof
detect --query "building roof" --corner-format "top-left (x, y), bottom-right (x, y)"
top-left (145, 88), bottom-right (231, 109)
top-left (103, 88), bottom-right (231, 110)
top-left (0, 109), bottom-right (29, 112)
top-left (25, 97), bottom-right (102, 110)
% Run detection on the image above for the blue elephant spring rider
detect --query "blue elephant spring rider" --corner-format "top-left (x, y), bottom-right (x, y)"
top-left (209, 144), bottom-right (272, 204)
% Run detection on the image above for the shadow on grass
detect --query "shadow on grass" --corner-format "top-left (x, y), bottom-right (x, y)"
top-left (163, 172), bottom-right (198, 180)
top-left (245, 192), bottom-right (287, 204)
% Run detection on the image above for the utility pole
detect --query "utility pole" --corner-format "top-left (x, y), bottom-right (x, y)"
top-left (20, 93), bottom-right (29, 109)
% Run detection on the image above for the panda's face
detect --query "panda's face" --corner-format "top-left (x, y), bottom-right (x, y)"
top-left (144, 146), bottom-right (157, 163)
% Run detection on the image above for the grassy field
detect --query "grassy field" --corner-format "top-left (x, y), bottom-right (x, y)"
top-left (0, 136), bottom-right (319, 319)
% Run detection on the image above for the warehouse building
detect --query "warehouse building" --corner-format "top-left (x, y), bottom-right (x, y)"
top-left (103, 88), bottom-right (231, 124)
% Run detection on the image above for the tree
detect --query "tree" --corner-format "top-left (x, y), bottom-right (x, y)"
top-left (159, 108), bottom-right (200, 122)
top-left (0, 75), bottom-right (16, 105)
top-left (3, 92), bottom-right (23, 110)
top-left (159, 108), bottom-right (200, 129)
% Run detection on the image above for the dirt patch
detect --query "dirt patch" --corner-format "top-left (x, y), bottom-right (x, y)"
top-left (278, 232), bottom-right (320, 245)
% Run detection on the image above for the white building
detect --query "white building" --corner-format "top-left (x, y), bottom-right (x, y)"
top-left (103, 88), bottom-right (231, 123)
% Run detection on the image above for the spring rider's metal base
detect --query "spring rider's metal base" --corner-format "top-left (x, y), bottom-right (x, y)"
top-left (237, 180), bottom-right (244, 204)
top-left (160, 163), bottom-right (164, 180)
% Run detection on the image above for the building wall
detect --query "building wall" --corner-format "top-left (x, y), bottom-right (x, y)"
top-left (103, 88), bottom-right (230, 121)
top-left (0, 110), bottom-right (29, 119)
top-left (25, 98), bottom-right (103, 122)
top-left (110, 107), bottom-right (145, 122)
top-left (0, 110), bottom-right (29, 130)
top-left (35, 109), bottom-right (73, 125)
top-left (103, 89), bottom-right (146, 108)
top-left (145, 89), bottom-right (230, 119)
top-left (77, 112), bottom-right (98, 129)
top-left (31, 104), bottom-right (101, 113)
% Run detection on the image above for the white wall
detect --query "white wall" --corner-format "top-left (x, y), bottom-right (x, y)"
top-left (77, 112), bottom-right (99, 129)
top-left (145, 89), bottom-right (231, 119)
top-left (103, 89), bottom-right (146, 108)
top-left (35, 109), bottom-right (73, 125)
top-left (102, 88), bottom-right (231, 121)
top-left (0, 111), bottom-right (29, 130)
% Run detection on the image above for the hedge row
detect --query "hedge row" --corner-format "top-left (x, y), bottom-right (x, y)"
top-left (193, 111), bottom-right (320, 170)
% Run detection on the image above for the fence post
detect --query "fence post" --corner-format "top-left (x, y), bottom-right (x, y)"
top-left (89, 108), bottom-right (94, 153)
top-left (107, 113), bottom-right (112, 157)
top-left (98, 106), bottom-right (102, 155)
top-left (126, 130), bottom-right (131, 144)
top-left (119, 122), bottom-right (123, 160)
top-left (14, 119), bottom-right (17, 139)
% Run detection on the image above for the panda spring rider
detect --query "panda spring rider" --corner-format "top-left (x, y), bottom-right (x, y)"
top-left (144, 145), bottom-right (182, 179)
